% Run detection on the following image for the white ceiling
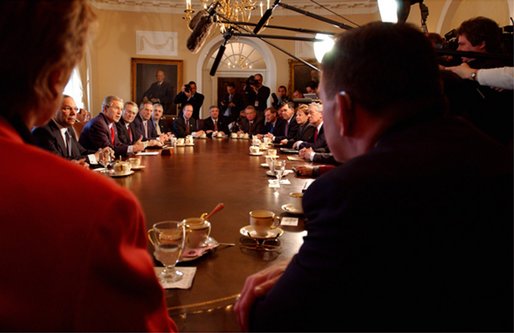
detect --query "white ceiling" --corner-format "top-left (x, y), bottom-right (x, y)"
top-left (90, 0), bottom-right (378, 15)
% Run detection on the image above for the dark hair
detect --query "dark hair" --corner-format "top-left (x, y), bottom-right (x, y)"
top-left (226, 82), bottom-right (236, 89)
top-left (457, 16), bottom-right (501, 53)
top-left (321, 21), bottom-right (444, 114)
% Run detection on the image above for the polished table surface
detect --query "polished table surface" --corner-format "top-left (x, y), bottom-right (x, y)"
top-left (112, 137), bottom-right (314, 332)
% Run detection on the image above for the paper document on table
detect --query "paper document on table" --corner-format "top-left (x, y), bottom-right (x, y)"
top-left (281, 217), bottom-right (299, 226)
top-left (287, 156), bottom-right (303, 161)
top-left (268, 179), bottom-right (291, 186)
top-left (154, 267), bottom-right (196, 289)
top-left (137, 151), bottom-right (159, 156)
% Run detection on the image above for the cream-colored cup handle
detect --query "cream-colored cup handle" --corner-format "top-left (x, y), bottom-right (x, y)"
top-left (147, 228), bottom-right (157, 247)
top-left (270, 215), bottom-right (280, 229)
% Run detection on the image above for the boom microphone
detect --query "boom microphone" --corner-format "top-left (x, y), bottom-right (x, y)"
top-left (187, 2), bottom-right (219, 54)
top-left (209, 44), bottom-right (226, 76)
top-left (253, 0), bottom-right (280, 34)
top-left (210, 29), bottom-right (233, 76)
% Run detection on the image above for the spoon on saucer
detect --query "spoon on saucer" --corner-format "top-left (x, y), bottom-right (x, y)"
top-left (201, 202), bottom-right (224, 221)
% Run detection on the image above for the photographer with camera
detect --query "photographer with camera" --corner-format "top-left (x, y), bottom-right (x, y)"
top-left (244, 73), bottom-right (270, 116)
top-left (174, 80), bottom-right (205, 120)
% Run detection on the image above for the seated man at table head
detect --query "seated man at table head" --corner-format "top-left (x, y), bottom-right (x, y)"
top-left (202, 105), bottom-right (229, 137)
top-left (0, 1), bottom-right (177, 331)
top-left (238, 105), bottom-right (263, 136)
top-left (32, 95), bottom-right (112, 168)
top-left (235, 21), bottom-right (512, 332)
top-left (173, 103), bottom-right (205, 138)
top-left (80, 95), bottom-right (145, 157)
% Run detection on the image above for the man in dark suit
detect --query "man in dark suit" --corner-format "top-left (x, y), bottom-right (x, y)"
top-left (239, 105), bottom-right (263, 136)
top-left (80, 96), bottom-right (145, 157)
top-left (202, 105), bottom-right (230, 137)
top-left (173, 103), bottom-right (205, 138)
top-left (257, 107), bottom-right (286, 140)
top-left (33, 95), bottom-right (110, 167)
top-left (132, 101), bottom-right (159, 142)
top-left (273, 101), bottom-right (299, 144)
top-left (116, 101), bottom-right (139, 145)
top-left (141, 69), bottom-right (173, 114)
top-left (174, 81), bottom-right (205, 120)
top-left (219, 82), bottom-right (245, 123)
top-left (271, 85), bottom-right (291, 110)
top-left (152, 103), bottom-right (172, 137)
top-left (235, 22), bottom-right (512, 332)
top-left (245, 73), bottom-right (270, 116)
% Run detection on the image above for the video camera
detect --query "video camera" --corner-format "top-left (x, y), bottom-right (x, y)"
top-left (184, 83), bottom-right (191, 93)
top-left (246, 75), bottom-right (258, 87)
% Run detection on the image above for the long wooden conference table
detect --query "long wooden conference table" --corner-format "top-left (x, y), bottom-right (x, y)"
top-left (111, 137), bottom-right (314, 332)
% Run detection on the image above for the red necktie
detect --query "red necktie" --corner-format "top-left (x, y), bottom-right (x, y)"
top-left (110, 126), bottom-right (115, 145)
top-left (314, 128), bottom-right (318, 143)
top-left (128, 127), bottom-right (133, 142)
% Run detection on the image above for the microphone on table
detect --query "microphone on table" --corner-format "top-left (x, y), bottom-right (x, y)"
top-left (187, 1), bottom-right (220, 54)
top-left (253, 0), bottom-right (280, 34)
top-left (209, 29), bottom-right (233, 76)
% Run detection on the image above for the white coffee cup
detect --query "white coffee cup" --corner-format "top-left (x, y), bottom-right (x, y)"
top-left (238, 132), bottom-right (244, 138)
top-left (249, 146), bottom-right (260, 154)
top-left (128, 157), bottom-right (141, 168)
top-left (177, 138), bottom-right (185, 145)
top-left (289, 192), bottom-right (303, 213)
top-left (183, 217), bottom-right (211, 248)
top-left (263, 136), bottom-right (270, 145)
top-left (231, 132), bottom-right (238, 138)
top-left (249, 210), bottom-right (279, 236)
top-left (267, 148), bottom-right (277, 157)
top-left (113, 161), bottom-right (131, 174)
top-left (217, 131), bottom-right (224, 138)
top-left (243, 133), bottom-right (249, 139)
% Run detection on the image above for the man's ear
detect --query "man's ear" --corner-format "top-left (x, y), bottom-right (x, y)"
top-left (476, 41), bottom-right (487, 52)
top-left (336, 91), bottom-right (354, 136)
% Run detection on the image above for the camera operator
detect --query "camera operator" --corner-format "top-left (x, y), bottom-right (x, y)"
top-left (174, 80), bottom-right (205, 120)
top-left (244, 73), bottom-right (270, 116)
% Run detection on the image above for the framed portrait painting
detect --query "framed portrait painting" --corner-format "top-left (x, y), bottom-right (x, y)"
top-left (131, 58), bottom-right (183, 115)
top-left (288, 59), bottom-right (320, 97)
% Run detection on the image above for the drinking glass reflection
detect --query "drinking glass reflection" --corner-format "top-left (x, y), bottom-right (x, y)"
top-left (274, 160), bottom-right (286, 186)
top-left (148, 221), bottom-right (186, 283)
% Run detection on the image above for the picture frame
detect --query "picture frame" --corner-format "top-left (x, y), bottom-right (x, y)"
top-left (131, 58), bottom-right (183, 115)
top-left (288, 59), bottom-right (320, 96)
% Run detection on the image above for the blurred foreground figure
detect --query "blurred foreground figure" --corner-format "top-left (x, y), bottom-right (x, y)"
top-left (0, 1), bottom-right (177, 331)
top-left (235, 22), bottom-right (512, 332)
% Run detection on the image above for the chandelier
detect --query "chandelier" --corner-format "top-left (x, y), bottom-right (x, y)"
top-left (184, 0), bottom-right (269, 33)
